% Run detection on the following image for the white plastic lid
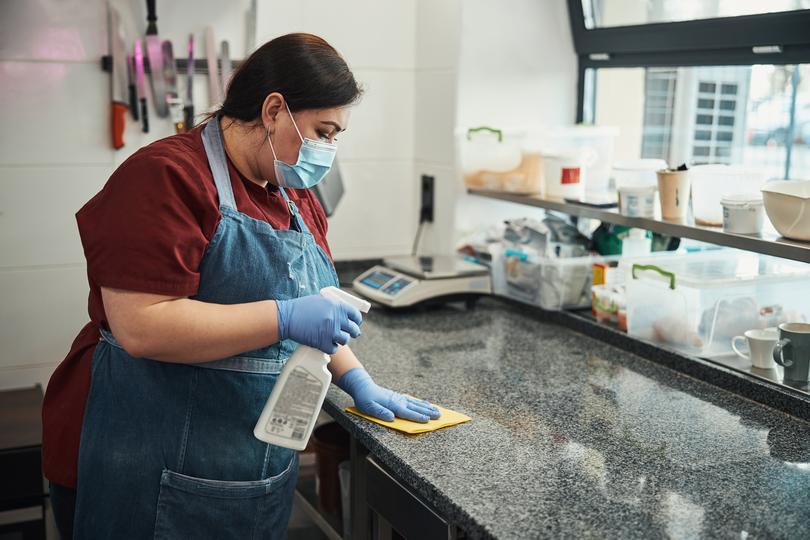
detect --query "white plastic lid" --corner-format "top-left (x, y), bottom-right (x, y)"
top-left (720, 193), bottom-right (763, 207)
top-left (628, 228), bottom-right (647, 239)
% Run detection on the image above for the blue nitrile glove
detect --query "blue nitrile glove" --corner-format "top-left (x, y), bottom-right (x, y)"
top-left (337, 368), bottom-right (441, 423)
top-left (276, 295), bottom-right (363, 354)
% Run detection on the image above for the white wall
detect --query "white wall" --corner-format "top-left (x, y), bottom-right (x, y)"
top-left (254, 0), bottom-right (421, 260)
top-left (0, 0), bottom-right (576, 390)
top-left (454, 0), bottom-right (579, 241)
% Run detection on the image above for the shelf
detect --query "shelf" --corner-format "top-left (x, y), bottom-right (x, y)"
top-left (569, 311), bottom-right (809, 396)
top-left (469, 189), bottom-right (810, 263)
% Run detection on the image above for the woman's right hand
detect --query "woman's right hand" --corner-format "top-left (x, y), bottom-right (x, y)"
top-left (276, 295), bottom-right (363, 354)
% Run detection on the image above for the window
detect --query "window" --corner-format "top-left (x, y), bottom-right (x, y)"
top-left (583, 0), bottom-right (810, 29)
top-left (569, 1), bottom-right (810, 179)
top-left (589, 64), bottom-right (808, 179)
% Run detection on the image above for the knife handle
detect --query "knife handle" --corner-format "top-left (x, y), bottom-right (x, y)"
top-left (140, 97), bottom-right (149, 133)
top-left (128, 83), bottom-right (139, 121)
top-left (112, 103), bottom-right (127, 149)
top-left (183, 105), bottom-right (194, 132)
top-left (145, 0), bottom-right (158, 35)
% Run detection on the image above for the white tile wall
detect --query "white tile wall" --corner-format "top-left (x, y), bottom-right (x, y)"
top-left (0, 62), bottom-right (113, 165)
top-left (0, 0), bottom-right (107, 61)
top-left (338, 69), bottom-right (415, 163)
top-left (327, 160), bottom-right (417, 260)
top-left (255, 0), bottom-right (417, 70)
top-left (414, 70), bottom-right (457, 165)
top-left (0, 266), bottom-right (89, 371)
top-left (0, 165), bottom-right (111, 268)
top-left (415, 0), bottom-right (461, 71)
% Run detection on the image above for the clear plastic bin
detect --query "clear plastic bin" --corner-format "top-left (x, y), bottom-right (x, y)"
top-left (493, 249), bottom-right (616, 310)
top-left (690, 165), bottom-right (766, 226)
top-left (459, 125), bottom-right (619, 194)
top-left (460, 127), bottom-right (543, 194)
top-left (613, 159), bottom-right (667, 190)
top-left (538, 126), bottom-right (619, 193)
top-left (623, 250), bottom-right (810, 358)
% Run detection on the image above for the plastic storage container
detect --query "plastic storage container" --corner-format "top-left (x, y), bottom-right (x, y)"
top-left (493, 249), bottom-right (617, 310)
top-left (720, 193), bottom-right (764, 234)
top-left (623, 251), bottom-right (810, 358)
top-left (543, 152), bottom-right (585, 199)
top-left (618, 185), bottom-right (657, 218)
top-left (690, 165), bottom-right (765, 226)
top-left (613, 159), bottom-right (668, 190)
top-left (539, 126), bottom-right (619, 193)
top-left (460, 127), bottom-right (543, 194)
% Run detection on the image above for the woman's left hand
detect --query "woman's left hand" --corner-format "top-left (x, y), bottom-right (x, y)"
top-left (336, 368), bottom-right (441, 423)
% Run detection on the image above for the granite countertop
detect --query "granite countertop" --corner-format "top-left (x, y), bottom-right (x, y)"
top-left (323, 298), bottom-right (810, 540)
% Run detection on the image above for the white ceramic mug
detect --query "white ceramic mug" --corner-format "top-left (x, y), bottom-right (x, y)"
top-left (732, 328), bottom-right (779, 369)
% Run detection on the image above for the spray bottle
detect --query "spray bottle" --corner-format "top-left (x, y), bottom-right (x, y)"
top-left (254, 286), bottom-right (371, 450)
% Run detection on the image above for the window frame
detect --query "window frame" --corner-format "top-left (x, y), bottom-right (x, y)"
top-left (566, 2), bottom-right (810, 122)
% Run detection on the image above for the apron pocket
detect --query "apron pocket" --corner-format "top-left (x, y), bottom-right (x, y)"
top-left (153, 453), bottom-right (298, 540)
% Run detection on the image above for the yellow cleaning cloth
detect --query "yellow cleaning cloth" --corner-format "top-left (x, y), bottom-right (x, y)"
top-left (345, 404), bottom-right (471, 434)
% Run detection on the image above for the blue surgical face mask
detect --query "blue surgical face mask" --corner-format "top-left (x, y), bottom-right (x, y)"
top-left (266, 100), bottom-right (337, 189)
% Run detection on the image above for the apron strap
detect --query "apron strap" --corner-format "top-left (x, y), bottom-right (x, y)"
top-left (201, 117), bottom-right (237, 211)
top-left (278, 186), bottom-right (308, 233)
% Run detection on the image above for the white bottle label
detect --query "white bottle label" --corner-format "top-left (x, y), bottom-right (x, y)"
top-left (264, 366), bottom-right (323, 441)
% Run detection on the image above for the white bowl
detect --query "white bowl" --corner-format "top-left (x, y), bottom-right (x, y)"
top-left (761, 180), bottom-right (810, 241)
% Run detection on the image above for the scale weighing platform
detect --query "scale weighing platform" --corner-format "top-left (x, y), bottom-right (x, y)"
top-left (352, 255), bottom-right (491, 308)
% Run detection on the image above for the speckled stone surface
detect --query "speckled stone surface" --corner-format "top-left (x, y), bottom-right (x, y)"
top-left (323, 298), bottom-right (810, 540)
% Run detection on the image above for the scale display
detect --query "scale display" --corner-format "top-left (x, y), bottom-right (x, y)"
top-left (360, 271), bottom-right (395, 290)
top-left (352, 257), bottom-right (491, 308)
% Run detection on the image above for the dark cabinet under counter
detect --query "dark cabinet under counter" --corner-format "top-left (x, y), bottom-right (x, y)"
top-left (350, 438), bottom-right (463, 540)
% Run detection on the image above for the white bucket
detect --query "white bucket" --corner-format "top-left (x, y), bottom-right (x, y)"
top-left (543, 153), bottom-right (585, 200)
top-left (618, 185), bottom-right (657, 218)
top-left (721, 193), bottom-right (764, 234)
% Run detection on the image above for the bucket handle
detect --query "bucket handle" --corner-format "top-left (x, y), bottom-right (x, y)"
top-left (632, 264), bottom-right (676, 290)
top-left (467, 126), bottom-right (503, 142)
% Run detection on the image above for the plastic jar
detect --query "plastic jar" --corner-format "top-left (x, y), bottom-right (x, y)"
top-left (618, 185), bottom-right (657, 218)
top-left (721, 193), bottom-right (764, 234)
top-left (613, 159), bottom-right (668, 190)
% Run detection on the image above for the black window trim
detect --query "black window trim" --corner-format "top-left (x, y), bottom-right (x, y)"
top-left (567, 1), bottom-right (810, 122)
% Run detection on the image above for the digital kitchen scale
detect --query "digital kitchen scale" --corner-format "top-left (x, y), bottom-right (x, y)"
top-left (352, 255), bottom-right (491, 308)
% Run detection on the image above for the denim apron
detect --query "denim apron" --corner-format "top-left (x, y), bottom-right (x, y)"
top-left (73, 117), bottom-right (339, 539)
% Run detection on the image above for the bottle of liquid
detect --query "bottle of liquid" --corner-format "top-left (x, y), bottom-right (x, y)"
top-left (254, 286), bottom-right (371, 450)
top-left (621, 228), bottom-right (652, 257)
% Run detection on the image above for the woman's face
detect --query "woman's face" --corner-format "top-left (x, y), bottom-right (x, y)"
top-left (259, 93), bottom-right (350, 185)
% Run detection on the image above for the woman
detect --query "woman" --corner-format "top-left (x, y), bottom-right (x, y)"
top-left (42, 33), bottom-right (440, 539)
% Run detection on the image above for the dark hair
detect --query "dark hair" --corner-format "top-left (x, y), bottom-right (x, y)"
top-left (214, 33), bottom-right (362, 123)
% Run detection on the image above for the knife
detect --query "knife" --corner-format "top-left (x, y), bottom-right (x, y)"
top-left (134, 40), bottom-right (149, 133)
top-left (144, 0), bottom-right (168, 117)
top-left (126, 54), bottom-right (139, 121)
top-left (183, 34), bottom-right (194, 131)
top-left (204, 26), bottom-right (221, 106)
top-left (162, 40), bottom-right (184, 133)
top-left (109, 5), bottom-right (129, 149)
top-left (220, 40), bottom-right (232, 95)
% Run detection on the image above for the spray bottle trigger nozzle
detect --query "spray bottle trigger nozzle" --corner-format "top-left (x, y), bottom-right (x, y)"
top-left (320, 286), bottom-right (371, 313)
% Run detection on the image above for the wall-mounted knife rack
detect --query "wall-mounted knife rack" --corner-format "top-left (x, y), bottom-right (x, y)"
top-left (101, 55), bottom-right (243, 74)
